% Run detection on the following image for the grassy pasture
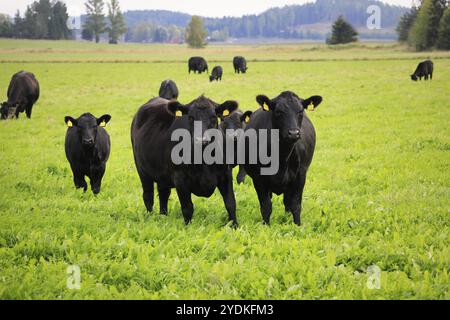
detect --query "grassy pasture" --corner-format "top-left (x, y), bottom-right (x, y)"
top-left (0, 39), bottom-right (449, 299)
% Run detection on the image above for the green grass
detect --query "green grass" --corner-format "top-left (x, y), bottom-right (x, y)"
top-left (0, 39), bottom-right (449, 299)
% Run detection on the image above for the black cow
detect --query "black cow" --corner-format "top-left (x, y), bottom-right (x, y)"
top-left (188, 57), bottom-right (209, 74)
top-left (1, 71), bottom-right (40, 120)
top-left (159, 80), bottom-right (179, 100)
top-left (64, 113), bottom-right (112, 195)
top-left (131, 96), bottom-right (239, 225)
top-left (242, 91), bottom-right (322, 226)
top-left (219, 109), bottom-right (253, 184)
top-left (411, 60), bottom-right (434, 81)
top-left (233, 56), bottom-right (248, 74)
top-left (210, 66), bottom-right (223, 82)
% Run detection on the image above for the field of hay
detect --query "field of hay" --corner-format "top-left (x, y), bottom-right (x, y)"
top-left (0, 39), bottom-right (449, 299)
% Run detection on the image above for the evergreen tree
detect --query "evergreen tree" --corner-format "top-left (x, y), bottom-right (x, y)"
top-left (84, 0), bottom-right (106, 43)
top-left (24, 6), bottom-right (39, 39)
top-left (396, 7), bottom-right (419, 42)
top-left (107, 0), bottom-right (127, 44)
top-left (13, 11), bottom-right (25, 38)
top-left (327, 15), bottom-right (358, 44)
top-left (32, 0), bottom-right (52, 39)
top-left (437, 7), bottom-right (450, 49)
top-left (0, 14), bottom-right (13, 38)
top-left (49, 1), bottom-right (70, 40)
top-left (186, 16), bottom-right (207, 48)
top-left (409, 0), bottom-right (447, 50)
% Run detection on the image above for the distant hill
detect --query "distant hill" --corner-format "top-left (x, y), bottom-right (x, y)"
top-left (119, 0), bottom-right (410, 41)
top-left (124, 10), bottom-right (191, 29)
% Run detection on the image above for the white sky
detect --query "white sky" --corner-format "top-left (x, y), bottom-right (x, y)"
top-left (0, 0), bottom-right (413, 17)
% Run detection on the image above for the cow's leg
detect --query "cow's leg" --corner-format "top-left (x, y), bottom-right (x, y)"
top-left (25, 103), bottom-right (33, 119)
top-left (290, 174), bottom-right (307, 226)
top-left (137, 170), bottom-right (154, 212)
top-left (236, 165), bottom-right (247, 184)
top-left (175, 186), bottom-right (194, 225)
top-left (157, 183), bottom-right (171, 215)
top-left (218, 170), bottom-right (238, 226)
top-left (90, 165), bottom-right (105, 195)
top-left (283, 189), bottom-right (294, 214)
top-left (14, 107), bottom-right (21, 119)
top-left (430, 73), bottom-right (433, 80)
top-left (73, 169), bottom-right (87, 192)
top-left (253, 179), bottom-right (272, 225)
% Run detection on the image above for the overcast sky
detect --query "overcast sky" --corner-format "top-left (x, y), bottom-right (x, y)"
top-left (0, 0), bottom-right (413, 17)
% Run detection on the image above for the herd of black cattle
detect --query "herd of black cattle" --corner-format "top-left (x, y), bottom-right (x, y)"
top-left (0, 58), bottom-right (435, 226)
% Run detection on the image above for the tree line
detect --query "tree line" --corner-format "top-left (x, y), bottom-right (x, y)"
top-left (0, 0), bottom-right (70, 39)
top-left (397, 0), bottom-right (449, 50)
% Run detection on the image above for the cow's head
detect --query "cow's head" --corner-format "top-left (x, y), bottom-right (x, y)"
top-left (159, 80), bottom-right (179, 100)
top-left (411, 74), bottom-right (418, 81)
top-left (256, 91), bottom-right (322, 142)
top-left (241, 67), bottom-right (248, 74)
top-left (64, 113), bottom-right (111, 148)
top-left (168, 96), bottom-right (238, 145)
top-left (219, 110), bottom-right (253, 141)
top-left (0, 101), bottom-right (19, 120)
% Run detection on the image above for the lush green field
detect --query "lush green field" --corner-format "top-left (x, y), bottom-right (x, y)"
top-left (0, 39), bottom-right (449, 299)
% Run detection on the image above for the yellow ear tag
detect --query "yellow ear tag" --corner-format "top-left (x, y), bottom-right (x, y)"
top-left (175, 110), bottom-right (182, 117)
top-left (263, 103), bottom-right (270, 111)
top-left (245, 116), bottom-right (250, 123)
top-left (67, 120), bottom-right (73, 128)
top-left (223, 110), bottom-right (230, 117)
top-left (100, 121), bottom-right (107, 127)
top-left (307, 103), bottom-right (315, 112)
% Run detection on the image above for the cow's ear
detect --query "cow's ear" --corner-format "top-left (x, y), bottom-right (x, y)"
top-left (167, 101), bottom-right (189, 117)
top-left (97, 114), bottom-right (112, 127)
top-left (303, 96), bottom-right (323, 111)
top-left (256, 95), bottom-right (274, 111)
top-left (216, 100), bottom-right (238, 119)
top-left (240, 111), bottom-right (253, 124)
top-left (65, 116), bottom-right (77, 128)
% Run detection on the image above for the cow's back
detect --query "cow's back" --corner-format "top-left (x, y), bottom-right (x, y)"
top-left (7, 71), bottom-right (40, 103)
top-left (131, 97), bottom-right (175, 181)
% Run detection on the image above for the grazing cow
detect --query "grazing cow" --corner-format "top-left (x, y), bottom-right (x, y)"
top-left (411, 60), bottom-right (434, 81)
top-left (242, 91), bottom-right (322, 226)
top-left (188, 57), bottom-right (209, 74)
top-left (210, 66), bottom-right (223, 82)
top-left (64, 113), bottom-right (112, 195)
top-left (1, 71), bottom-right (40, 120)
top-left (159, 80), bottom-right (179, 100)
top-left (219, 109), bottom-right (253, 184)
top-left (233, 56), bottom-right (248, 74)
top-left (131, 96), bottom-right (239, 226)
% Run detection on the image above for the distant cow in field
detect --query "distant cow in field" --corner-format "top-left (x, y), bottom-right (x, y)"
top-left (64, 113), bottom-right (112, 195)
top-left (159, 80), bottom-right (179, 100)
top-left (189, 57), bottom-right (209, 74)
top-left (131, 96), bottom-right (239, 225)
top-left (233, 56), bottom-right (248, 74)
top-left (1, 71), bottom-right (40, 120)
top-left (210, 66), bottom-right (223, 82)
top-left (242, 91), bottom-right (322, 226)
top-left (411, 60), bottom-right (434, 81)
